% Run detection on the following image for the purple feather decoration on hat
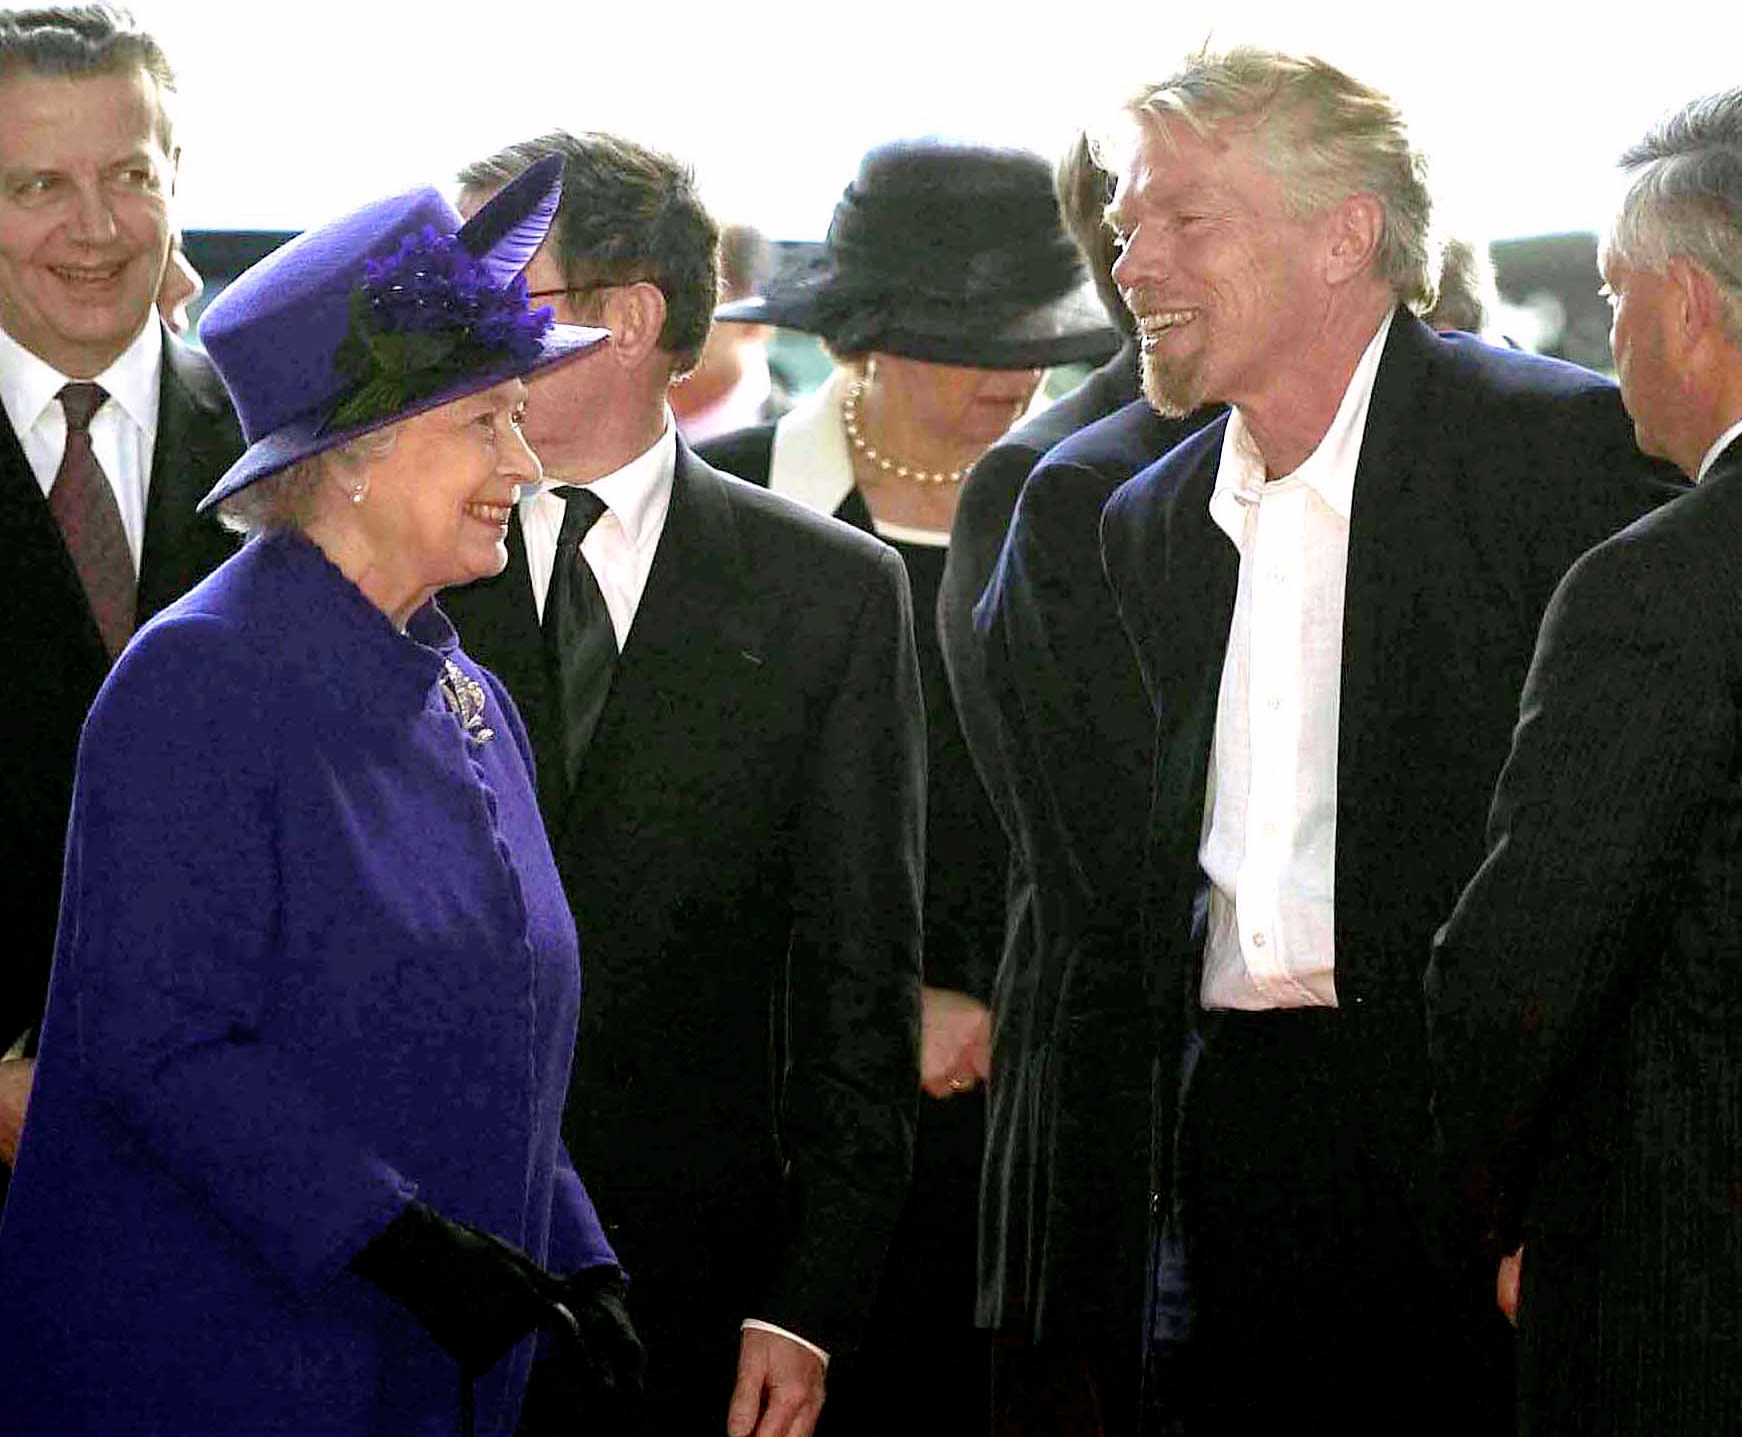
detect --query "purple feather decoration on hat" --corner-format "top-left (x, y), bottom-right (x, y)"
top-left (457, 152), bottom-right (564, 287)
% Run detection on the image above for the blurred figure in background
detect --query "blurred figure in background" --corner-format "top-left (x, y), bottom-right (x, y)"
top-left (1427, 235), bottom-right (1501, 334)
top-left (671, 220), bottom-right (791, 442)
top-left (702, 137), bottom-right (1118, 1437)
top-left (156, 228), bottom-right (202, 334)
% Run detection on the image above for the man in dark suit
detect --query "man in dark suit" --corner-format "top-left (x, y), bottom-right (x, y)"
top-left (938, 130), bottom-right (1143, 710)
top-left (935, 132), bottom-right (1218, 1434)
top-left (442, 131), bottom-right (923, 1437)
top-left (0, 5), bottom-right (240, 1193)
top-left (1096, 49), bottom-right (1682, 1435)
top-left (966, 396), bottom-right (1212, 1437)
top-left (1428, 88), bottom-right (1742, 1435)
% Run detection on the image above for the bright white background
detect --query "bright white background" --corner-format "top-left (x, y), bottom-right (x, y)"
top-left (150, 0), bottom-right (1740, 249)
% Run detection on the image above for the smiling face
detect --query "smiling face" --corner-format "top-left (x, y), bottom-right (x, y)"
top-left (1108, 114), bottom-right (1330, 418)
top-left (0, 65), bottom-right (176, 376)
top-left (345, 379), bottom-right (540, 622)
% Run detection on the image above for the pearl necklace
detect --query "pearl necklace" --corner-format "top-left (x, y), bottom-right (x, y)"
top-left (841, 376), bottom-right (966, 486)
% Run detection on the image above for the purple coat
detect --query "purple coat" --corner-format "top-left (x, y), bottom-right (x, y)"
top-left (0, 530), bottom-right (616, 1434)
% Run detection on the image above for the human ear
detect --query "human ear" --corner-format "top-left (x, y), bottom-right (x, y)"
top-left (1325, 193), bottom-right (1384, 285)
top-left (598, 281), bottom-right (668, 368)
top-left (1666, 254), bottom-right (1722, 352)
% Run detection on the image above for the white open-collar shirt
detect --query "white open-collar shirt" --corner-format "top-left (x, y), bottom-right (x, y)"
top-left (1197, 310), bottom-right (1393, 1011)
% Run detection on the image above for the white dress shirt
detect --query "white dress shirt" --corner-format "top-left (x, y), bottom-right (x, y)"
top-left (0, 317), bottom-right (162, 569)
top-left (1198, 311), bottom-right (1393, 1011)
top-left (1696, 416), bottom-right (1742, 484)
top-left (519, 414), bottom-right (676, 644)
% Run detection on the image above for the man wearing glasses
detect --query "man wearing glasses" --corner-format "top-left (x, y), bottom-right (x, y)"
top-left (444, 131), bottom-right (924, 1437)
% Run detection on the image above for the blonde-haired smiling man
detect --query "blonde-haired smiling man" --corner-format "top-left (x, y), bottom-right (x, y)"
top-left (1098, 47), bottom-right (1682, 1434)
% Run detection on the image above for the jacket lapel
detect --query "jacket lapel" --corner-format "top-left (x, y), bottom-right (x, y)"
top-left (1336, 310), bottom-right (1437, 802)
top-left (1146, 444), bottom-right (1239, 947)
top-left (550, 443), bottom-right (765, 836)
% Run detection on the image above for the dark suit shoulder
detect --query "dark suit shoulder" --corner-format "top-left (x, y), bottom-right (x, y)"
top-left (1103, 413), bottom-right (1225, 533)
top-left (1564, 458), bottom-right (1742, 602)
top-left (1409, 328), bottom-right (1669, 482)
top-left (1045, 397), bottom-right (1221, 485)
top-left (685, 454), bottom-right (906, 627)
top-left (161, 332), bottom-right (237, 416)
top-left (992, 342), bottom-right (1140, 463)
top-left (694, 423), bottom-right (775, 487)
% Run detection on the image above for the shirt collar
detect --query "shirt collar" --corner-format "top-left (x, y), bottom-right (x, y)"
top-left (1695, 415), bottom-right (1742, 484)
top-left (768, 367), bottom-right (857, 515)
top-left (544, 409), bottom-right (676, 547)
top-left (0, 314), bottom-right (160, 439)
top-left (1209, 309), bottom-right (1394, 546)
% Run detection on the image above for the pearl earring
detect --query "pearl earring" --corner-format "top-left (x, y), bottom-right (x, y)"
top-left (351, 482), bottom-right (367, 505)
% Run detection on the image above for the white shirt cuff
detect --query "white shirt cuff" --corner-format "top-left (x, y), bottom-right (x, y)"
top-left (740, 1318), bottom-right (830, 1368)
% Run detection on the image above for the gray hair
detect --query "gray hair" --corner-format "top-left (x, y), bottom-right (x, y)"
top-left (1612, 86), bottom-right (1742, 346)
top-left (215, 428), bottom-right (397, 538)
top-left (1125, 47), bottom-right (1437, 314)
top-left (0, 5), bottom-right (177, 152)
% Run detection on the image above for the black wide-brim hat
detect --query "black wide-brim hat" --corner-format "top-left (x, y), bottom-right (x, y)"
top-left (196, 155), bottom-right (606, 513)
top-left (715, 138), bottom-right (1119, 370)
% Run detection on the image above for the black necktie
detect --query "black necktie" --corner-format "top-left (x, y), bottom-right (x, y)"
top-left (50, 382), bottom-right (136, 660)
top-left (544, 485), bottom-right (617, 788)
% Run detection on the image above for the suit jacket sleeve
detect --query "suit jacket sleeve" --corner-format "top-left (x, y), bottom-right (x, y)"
top-left (939, 439), bottom-right (1041, 843)
top-left (1427, 512), bottom-right (1727, 1244)
top-left (767, 542), bottom-right (925, 1351)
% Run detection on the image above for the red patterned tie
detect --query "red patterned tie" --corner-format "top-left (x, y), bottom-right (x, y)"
top-left (49, 382), bottom-right (135, 660)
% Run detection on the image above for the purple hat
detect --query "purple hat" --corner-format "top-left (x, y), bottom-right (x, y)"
top-left (197, 155), bottom-right (605, 513)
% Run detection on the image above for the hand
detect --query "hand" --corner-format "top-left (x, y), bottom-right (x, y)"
top-left (1497, 1246), bottom-right (1523, 1327)
top-left (350, 1202), bottom-right (575, 1374)
top-left (726, 1327), bottom-right (826, 1437)
top-left (517, 1269), bottom-right (646, 1435)
top-left (0, 1057), bottom-right (34, 1167)
top-left (919, 985), bottom-right (991, 1099)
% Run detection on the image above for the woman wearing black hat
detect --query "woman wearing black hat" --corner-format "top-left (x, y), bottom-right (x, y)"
top-left (699, 137), bottom-right (1119, 1435)
top-left (0, 160), bottom-right (643, 1437)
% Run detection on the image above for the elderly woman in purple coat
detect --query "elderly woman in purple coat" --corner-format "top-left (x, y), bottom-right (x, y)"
top-left (0, 159), bottom-right (642, 1435)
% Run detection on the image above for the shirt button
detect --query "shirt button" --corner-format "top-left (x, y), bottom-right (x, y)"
top-left (1266, 696), bottom-right (1282, 712)
top-left (1252, 932), bottom-right (1267, 948)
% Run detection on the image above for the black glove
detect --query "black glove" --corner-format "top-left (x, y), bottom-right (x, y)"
top-left (351, 1200), bottom-right (579, 1375)
top-left (515, 1267), bottom-right (646, 1437)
